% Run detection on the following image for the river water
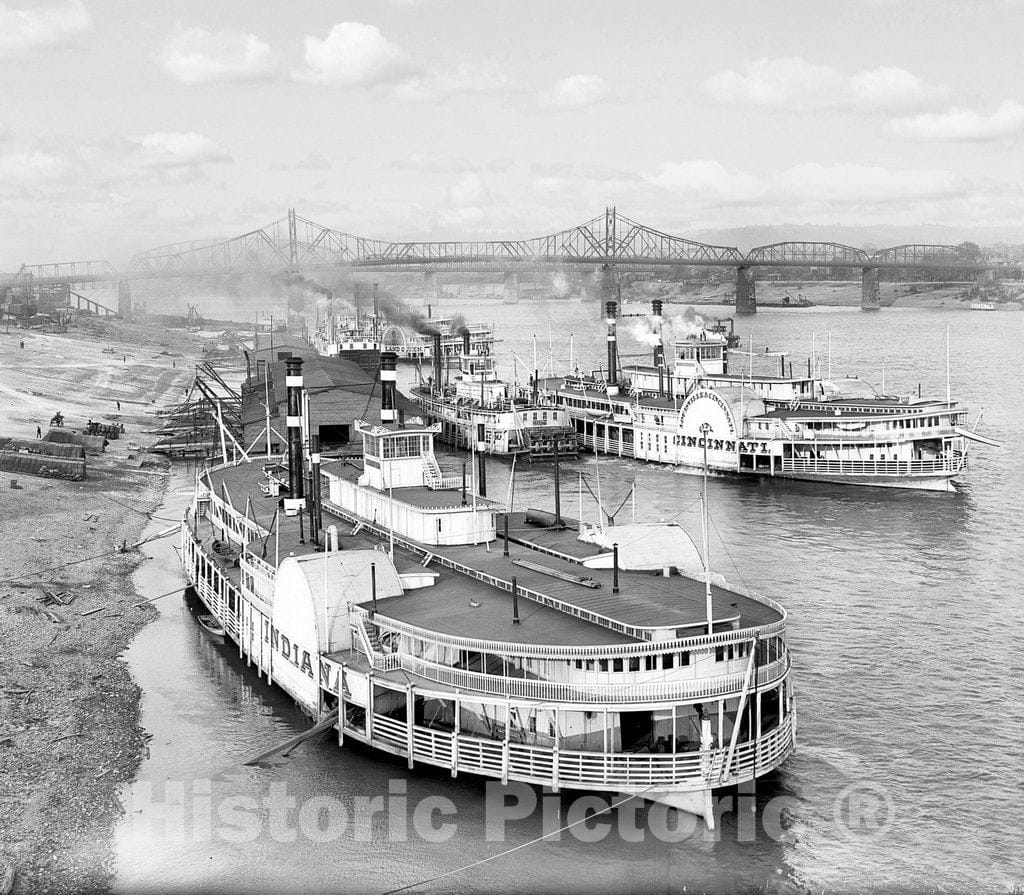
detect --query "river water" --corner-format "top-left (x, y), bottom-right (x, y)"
top-left (116, 301), bottom-right (1023, 894)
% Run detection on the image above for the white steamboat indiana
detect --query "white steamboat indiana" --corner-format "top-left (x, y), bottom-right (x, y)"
top-left (182, 352), bottom-right (796, 830)
top-left (554, 300), bottom-right (997, 491)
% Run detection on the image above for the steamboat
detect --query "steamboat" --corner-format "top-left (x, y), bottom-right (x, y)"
top-left (552, 300), bottom-right (997, 491)
top-left (315, 310), bottom-right (495, 368)
top-left (412, 330), bottom-right (577, 459)
top-left (181, 351), bottom-right (796, 829)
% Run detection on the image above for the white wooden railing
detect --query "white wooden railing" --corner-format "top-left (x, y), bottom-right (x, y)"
top-left (355, 713), bottom-right (795, 789)
top-left (780, 456), bottom-right (961, 476)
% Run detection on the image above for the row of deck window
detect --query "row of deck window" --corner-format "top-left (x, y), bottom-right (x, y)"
top-left (571, 651), bottom-right (691, 672)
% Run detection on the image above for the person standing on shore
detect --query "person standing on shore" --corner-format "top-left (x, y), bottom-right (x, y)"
top-left (36, 425), bottom-right (41, 438)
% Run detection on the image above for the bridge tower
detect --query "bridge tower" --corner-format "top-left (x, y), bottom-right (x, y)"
top-left (503, 270), bottom-right (520, 303)
top-left (117, 281), bottom-right (133, 320)
top-left (423, 269), bottom-right (440, 307)
top-left (735, 266), bottom-right (756, 314)
top-left (287, 207), bottom-right (298, 269)
top-left (861, 267), bottom-right (881, 311)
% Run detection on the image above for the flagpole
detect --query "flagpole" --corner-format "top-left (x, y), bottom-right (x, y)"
top-left (946, 324), bottom-right (951, 406)
top-left (699, 422), bottom-right (713, 635)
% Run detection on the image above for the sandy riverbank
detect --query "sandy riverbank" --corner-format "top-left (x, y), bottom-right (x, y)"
top-left (0, 319), bottom-right (203, 893)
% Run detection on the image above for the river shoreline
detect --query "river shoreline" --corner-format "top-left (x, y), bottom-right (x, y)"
top-left (0, 320), bottom-right (200, 894)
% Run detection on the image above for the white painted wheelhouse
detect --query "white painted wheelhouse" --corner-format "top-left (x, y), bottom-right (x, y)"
top-left (180, 391), bottom-right (796, 830)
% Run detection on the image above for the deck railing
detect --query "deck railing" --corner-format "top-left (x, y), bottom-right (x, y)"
top-left (357, 713), bottom-right (795, 789)
top-left (770, 424), bottom-right (962, 443)
top-left (780, 456), bottom-right (961, 476)
top-left (347, 602), bottom-right (788, 662)
top-left (576, 431), bottom-right (636, 459)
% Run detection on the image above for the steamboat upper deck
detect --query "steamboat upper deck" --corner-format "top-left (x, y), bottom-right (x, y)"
top-left (201, 457), bottom-right (784, 652)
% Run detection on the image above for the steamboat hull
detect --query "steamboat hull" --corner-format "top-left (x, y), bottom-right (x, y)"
top-left (761, 468), bottom-right (957, 492)
top-left (569, 412), bottom-right (967, 492)
top-left (665, 460), bottom-right (960, 491)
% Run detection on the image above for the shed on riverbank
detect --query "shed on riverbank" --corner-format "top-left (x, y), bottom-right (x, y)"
top-left (42, 428), bottom-right (107, 455)
top-left (0, 437), bottom-right (87, 481)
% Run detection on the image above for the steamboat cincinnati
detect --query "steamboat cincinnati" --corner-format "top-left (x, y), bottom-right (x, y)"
top-left (549, 300), bottom-right (997, 491)
top-left (181, 350), bottom-right (796, 829)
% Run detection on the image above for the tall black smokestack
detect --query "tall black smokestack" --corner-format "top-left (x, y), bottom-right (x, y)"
top-left (372, 283), bottom-right (380, 342)
top-left (652, 299), bottom-right (665, 367)
top-left (380, 351), bottom-right (398, 425)
top-left (432, 333), bottom-right (443, 393)
top-left (285, 357), bottom-right (305, 500)
top-left (461, 329), bottom-right (471, 356)
top-left (606, 300), bottom-right (618, 388)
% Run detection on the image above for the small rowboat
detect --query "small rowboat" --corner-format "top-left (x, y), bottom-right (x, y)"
top-left (196, 613), bottom-right (226, 640)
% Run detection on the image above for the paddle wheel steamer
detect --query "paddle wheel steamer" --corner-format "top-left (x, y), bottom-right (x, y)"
top-left (181, 352), bottom-right (796, 828)
top-left (552, 300), bottom-right (996, 491)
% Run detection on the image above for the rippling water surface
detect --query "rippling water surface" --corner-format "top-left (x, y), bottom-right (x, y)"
top-left (117, 302), bottom-right (1023, 894)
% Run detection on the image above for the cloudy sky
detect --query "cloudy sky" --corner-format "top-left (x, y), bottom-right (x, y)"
top-left (2, 0), bottom-right (1024, 266)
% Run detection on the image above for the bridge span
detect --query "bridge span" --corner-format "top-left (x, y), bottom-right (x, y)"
top-left (2, 208), bottom-right (1015, 314)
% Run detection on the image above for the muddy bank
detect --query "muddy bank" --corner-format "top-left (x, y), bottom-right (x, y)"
top-left (0, 320), bottom-right (202, 894)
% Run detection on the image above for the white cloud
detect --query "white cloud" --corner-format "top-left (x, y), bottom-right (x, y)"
top-left (847, 66), bottom-right (946, 110)
top-left (647, 160), bottom-right (766, 205)
top-left (269, 152), bottom-right (334, 172)
top-left (293, 22), bottom-right (411, 87)
top-left (132, 132), bottom-right (232, 168)
top-left (703, 57), bottom-right (946, 112)
top-left (446, 172), bottom-right (489, 207)
top-left (643, 159), bottom-right (966, 221)
top-left (393, 152), bottom-right (471, 173)
top-left (703, 57), bottom-right (841, 107)
top-left (0, 0), bottom-right (91, 57)
top-left (0, 150), bottom-right (72, 183)
top-left (538, 74), bottom-right (609, 110)
top-left (771, 163), bottom-right (962, 204)
top-left (394, 64), bottom-right (515, 102)
top-left (885, 100), bottom-right (1024, 141)
top-left (161, 27), bottom-right (277, 85)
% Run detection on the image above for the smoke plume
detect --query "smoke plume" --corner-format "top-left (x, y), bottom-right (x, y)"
top-left (629, 305), bottom-right (707, 348)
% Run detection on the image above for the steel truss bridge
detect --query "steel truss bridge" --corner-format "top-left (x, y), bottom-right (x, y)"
top-left (2, 208), bottom-right (1012, 312)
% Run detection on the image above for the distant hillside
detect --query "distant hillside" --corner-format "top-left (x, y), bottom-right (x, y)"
top-left (690, 224), bottom-right (1024, 255)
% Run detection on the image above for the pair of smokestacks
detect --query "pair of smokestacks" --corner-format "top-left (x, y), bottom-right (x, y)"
top-left (282, 351), bottom-right (400, 545)
top-left (290, 350), bottom-right (398, 434)
top-left (429, 330), bottom-right (469, 394)
top-left (283, 356), bottom-right (322, 546)
top-left (652, 299), bottom-right (665, 367)
top-left (604, 298), bottom-right (666, 392)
